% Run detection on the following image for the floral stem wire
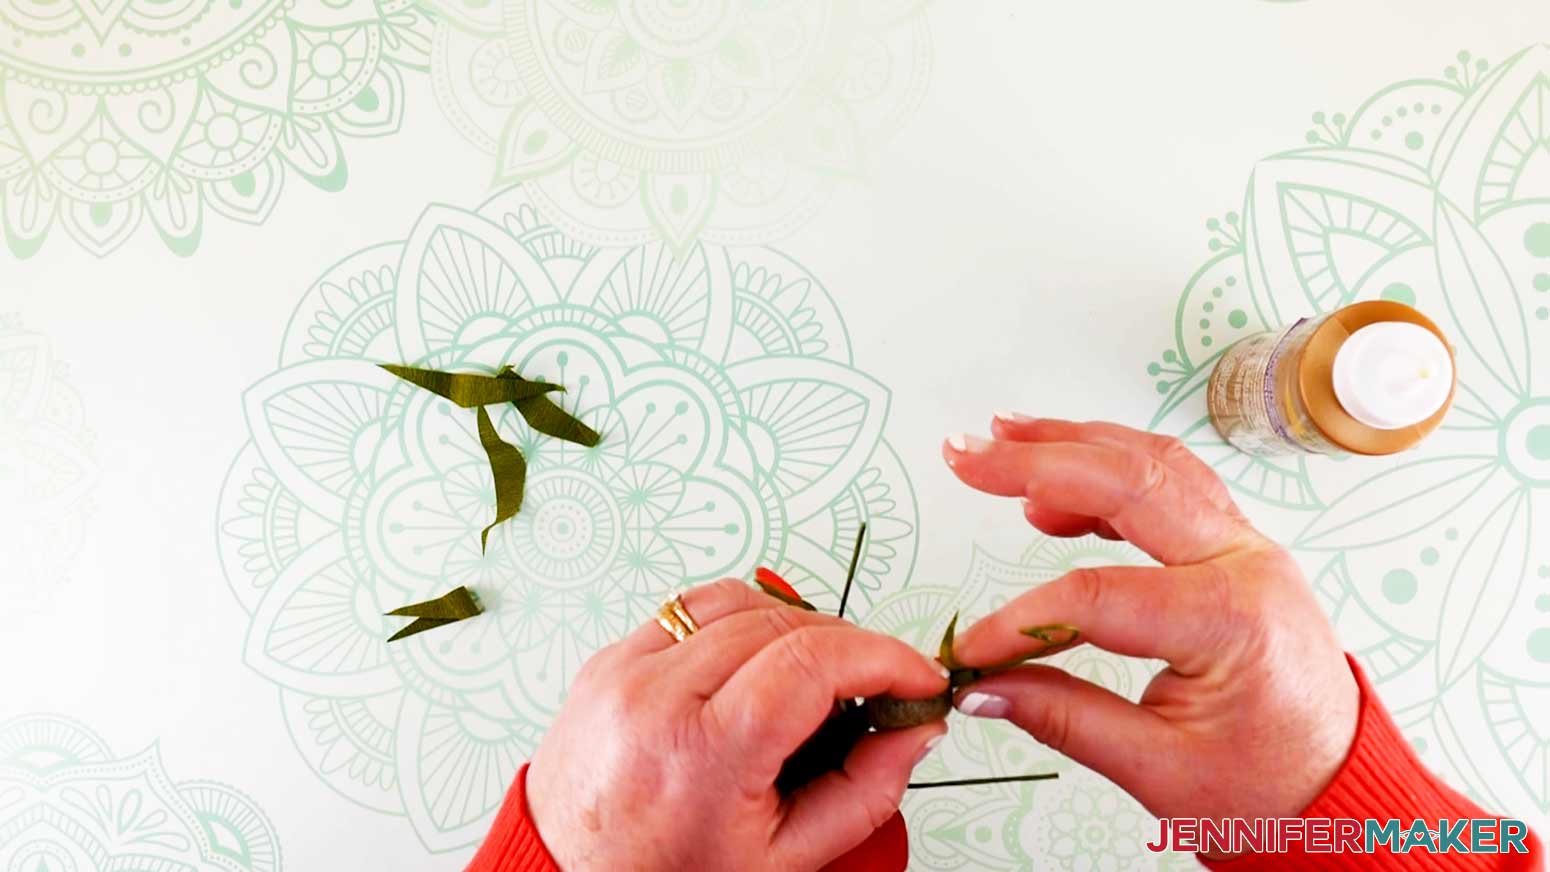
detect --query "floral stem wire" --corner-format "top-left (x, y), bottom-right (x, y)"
top-left (836, 522), bottom-right (866, 620)
top-left (908, 773), bottom-right (1059, 790)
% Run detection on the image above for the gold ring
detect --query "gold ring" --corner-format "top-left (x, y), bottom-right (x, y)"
top-left (655, 594), bottom-right (700, 643)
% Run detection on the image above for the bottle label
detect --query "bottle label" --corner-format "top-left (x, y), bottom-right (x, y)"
top-left (1208, 319), bottom-right (1340, 456)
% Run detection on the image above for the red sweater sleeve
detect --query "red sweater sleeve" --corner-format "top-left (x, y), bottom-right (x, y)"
top-left (465, 765), bottom-right (560, 872)
top-left (464, 764), bottom-right (909, 872)
top-left (1203, 655), bottom-right (1544, 871)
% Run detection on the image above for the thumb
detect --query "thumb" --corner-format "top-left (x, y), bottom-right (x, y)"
top-left (954, 665), bottom-right (1184, 808)
top-left (774, 721), bottom-right (944, 870)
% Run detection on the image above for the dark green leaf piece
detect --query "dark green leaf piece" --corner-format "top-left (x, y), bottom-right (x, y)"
top-left (385, 586), bottom-right (482, 642)
top-left (755, 581), bottom-right (818, 611)
top-left (1020, 623), bottom-right (1082, 658)
top-left (938, 611), bottom-right (961, 671)
top-left (380, 364), bottom-right (563, 407)
top-left (498, 367), bottom-right (601, 447)
top-left (477, 405), bottom-right (527, 552)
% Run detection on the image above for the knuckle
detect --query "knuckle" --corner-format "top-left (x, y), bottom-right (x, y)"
top-left (1064, 567), bottom-right (1107, 613)
top-left (704, 576), bottom-right (756, 609)
top-left (757, 604), bottom-right (808, 638)
top-left (776, 627), bottom-right (830, 688)
top-left (1201, 559), bottom-right (1272, 658)
top-left (1025, 683), bottom-right (1074, 752)
top-left (1153, 433), bottom-right (1190, 463)
top-left (858, 784), bottom-right (899, 832)
top-left (572, 646), bottom-right (611, 686)
top-left (1201, 562), bottom-right (1244, 632)
top-left (1134, 454), bottom-right (1170, 501)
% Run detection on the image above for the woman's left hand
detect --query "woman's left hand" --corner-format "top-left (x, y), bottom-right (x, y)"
top-left (525, 579), bottom-right (950, 871)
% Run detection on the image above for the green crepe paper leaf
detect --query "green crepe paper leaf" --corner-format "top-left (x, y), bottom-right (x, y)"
top-left (477, 405), bottom-right (527, 552)
top-left (385, 585), bottom-right (481, 618)
top-left (497, 366), bottom-right (601, 447)
top-left (380, 364), bottom-right (563, 408)
top-left (938, 612), bottom-right (960, 671)
top-left (385, 586), bottom-right (483, 642)
top-left (1020, 623), bottom-right (1082, 658)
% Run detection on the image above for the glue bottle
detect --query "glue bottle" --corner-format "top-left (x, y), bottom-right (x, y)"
top-left (1207, 301), bottom-right (1456, 456)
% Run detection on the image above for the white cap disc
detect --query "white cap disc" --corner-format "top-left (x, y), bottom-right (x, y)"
top-left (1331, 321), bottom-right (1453, 430)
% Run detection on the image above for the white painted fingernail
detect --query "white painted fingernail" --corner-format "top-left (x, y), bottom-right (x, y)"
top-left (994, 410), bottom-right (1030, 422)
top-left (946, 433), bottom-right (991, 453)
top-left (957, 692), bottom-right (1012, 719)
top-left (936, 661), bottom-right (952, 681)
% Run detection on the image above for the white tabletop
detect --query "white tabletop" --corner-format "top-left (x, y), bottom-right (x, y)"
top-left (4, 1), bottom-right (1547, 868)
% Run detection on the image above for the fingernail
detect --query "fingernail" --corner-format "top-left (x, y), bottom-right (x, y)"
top-left (936, 662), bottom-right (952, 681)
top-left (915, 733), bottom-right (944, 765)
top-left (945, 433), bottom-right (988, 453)
top-left (1020, 624), bottom-right (1082, 658)
top-left (956, 691), bottom-right (1011, 719)
top-left (994, 410), bottom-right (1032, 423)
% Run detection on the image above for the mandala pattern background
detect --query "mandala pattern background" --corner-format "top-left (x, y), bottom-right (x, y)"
top-left (0, 317), bottom-right (96, 611)
top-left (0, 713), bottom-right (281, 871)
top-left (866, 535), bottom-right (1203, 871)
top-left (428, 0), bottom-right (932, 250)
top-left (1148, 46), bottom-right (1550, 828)
top-left (0, 0), bottom-right (434, 257)
top-left (216, 184), bottom-right (919, 850)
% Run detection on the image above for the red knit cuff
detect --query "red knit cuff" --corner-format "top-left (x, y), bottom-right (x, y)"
top-left (821, 810), bottom-right (909, 872)
top-left (1201, 654), bottom-right (1543, 871)
top-left (465, 764), bottom-right (561, 872)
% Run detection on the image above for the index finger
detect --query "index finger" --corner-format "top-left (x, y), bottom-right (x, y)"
top-left (943, 434), bottom-right (1257, 565)
top-left (704, 625), bottom-right (948, 785)
top-left (953, 563), bottom-right (1234, 675)
top-left (988, 414), bottom-right (1244, 520)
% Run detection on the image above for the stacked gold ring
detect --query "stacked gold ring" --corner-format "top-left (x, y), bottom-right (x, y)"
top-left (655, 593), bottom-right (701, 643)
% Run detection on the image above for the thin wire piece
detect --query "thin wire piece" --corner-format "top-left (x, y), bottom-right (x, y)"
top-left (836, 522), bottom-right (866, 620)
top-left (907, 773), bottom-right (1059, 790)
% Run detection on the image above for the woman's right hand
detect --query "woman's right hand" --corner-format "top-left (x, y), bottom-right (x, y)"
top-left (525, 579), bottom-right (949, 871)
top-left (941, 416), bottom-right (1361, 855)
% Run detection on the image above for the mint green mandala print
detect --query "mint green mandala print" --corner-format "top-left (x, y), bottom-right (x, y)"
top-left (0, 0), bottom-right (434, 257)
top-left (215, 184), bottom-right (919, 851)
top-left (1149, 47), bottom-right (1550, 822)
top-left (0, 317), bottom-right (96, 611)
top-left (0, 714), bottom-right (281, 871)
top-left (428, 0), bottom-right (931, 251)
top-left (862, 535), bottom-right (1184, 871)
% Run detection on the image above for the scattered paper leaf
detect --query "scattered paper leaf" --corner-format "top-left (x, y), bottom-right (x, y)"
top-left (378, 361), bottom-right (604, 551)
top-left (385, 586), bottom-right (483, 642)
top-left (380, 364), bottom-right (562, 407)
top-left (498, 366), bottom-right (601, 446)
top-left (476, 405), bottom-right (527, 552)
